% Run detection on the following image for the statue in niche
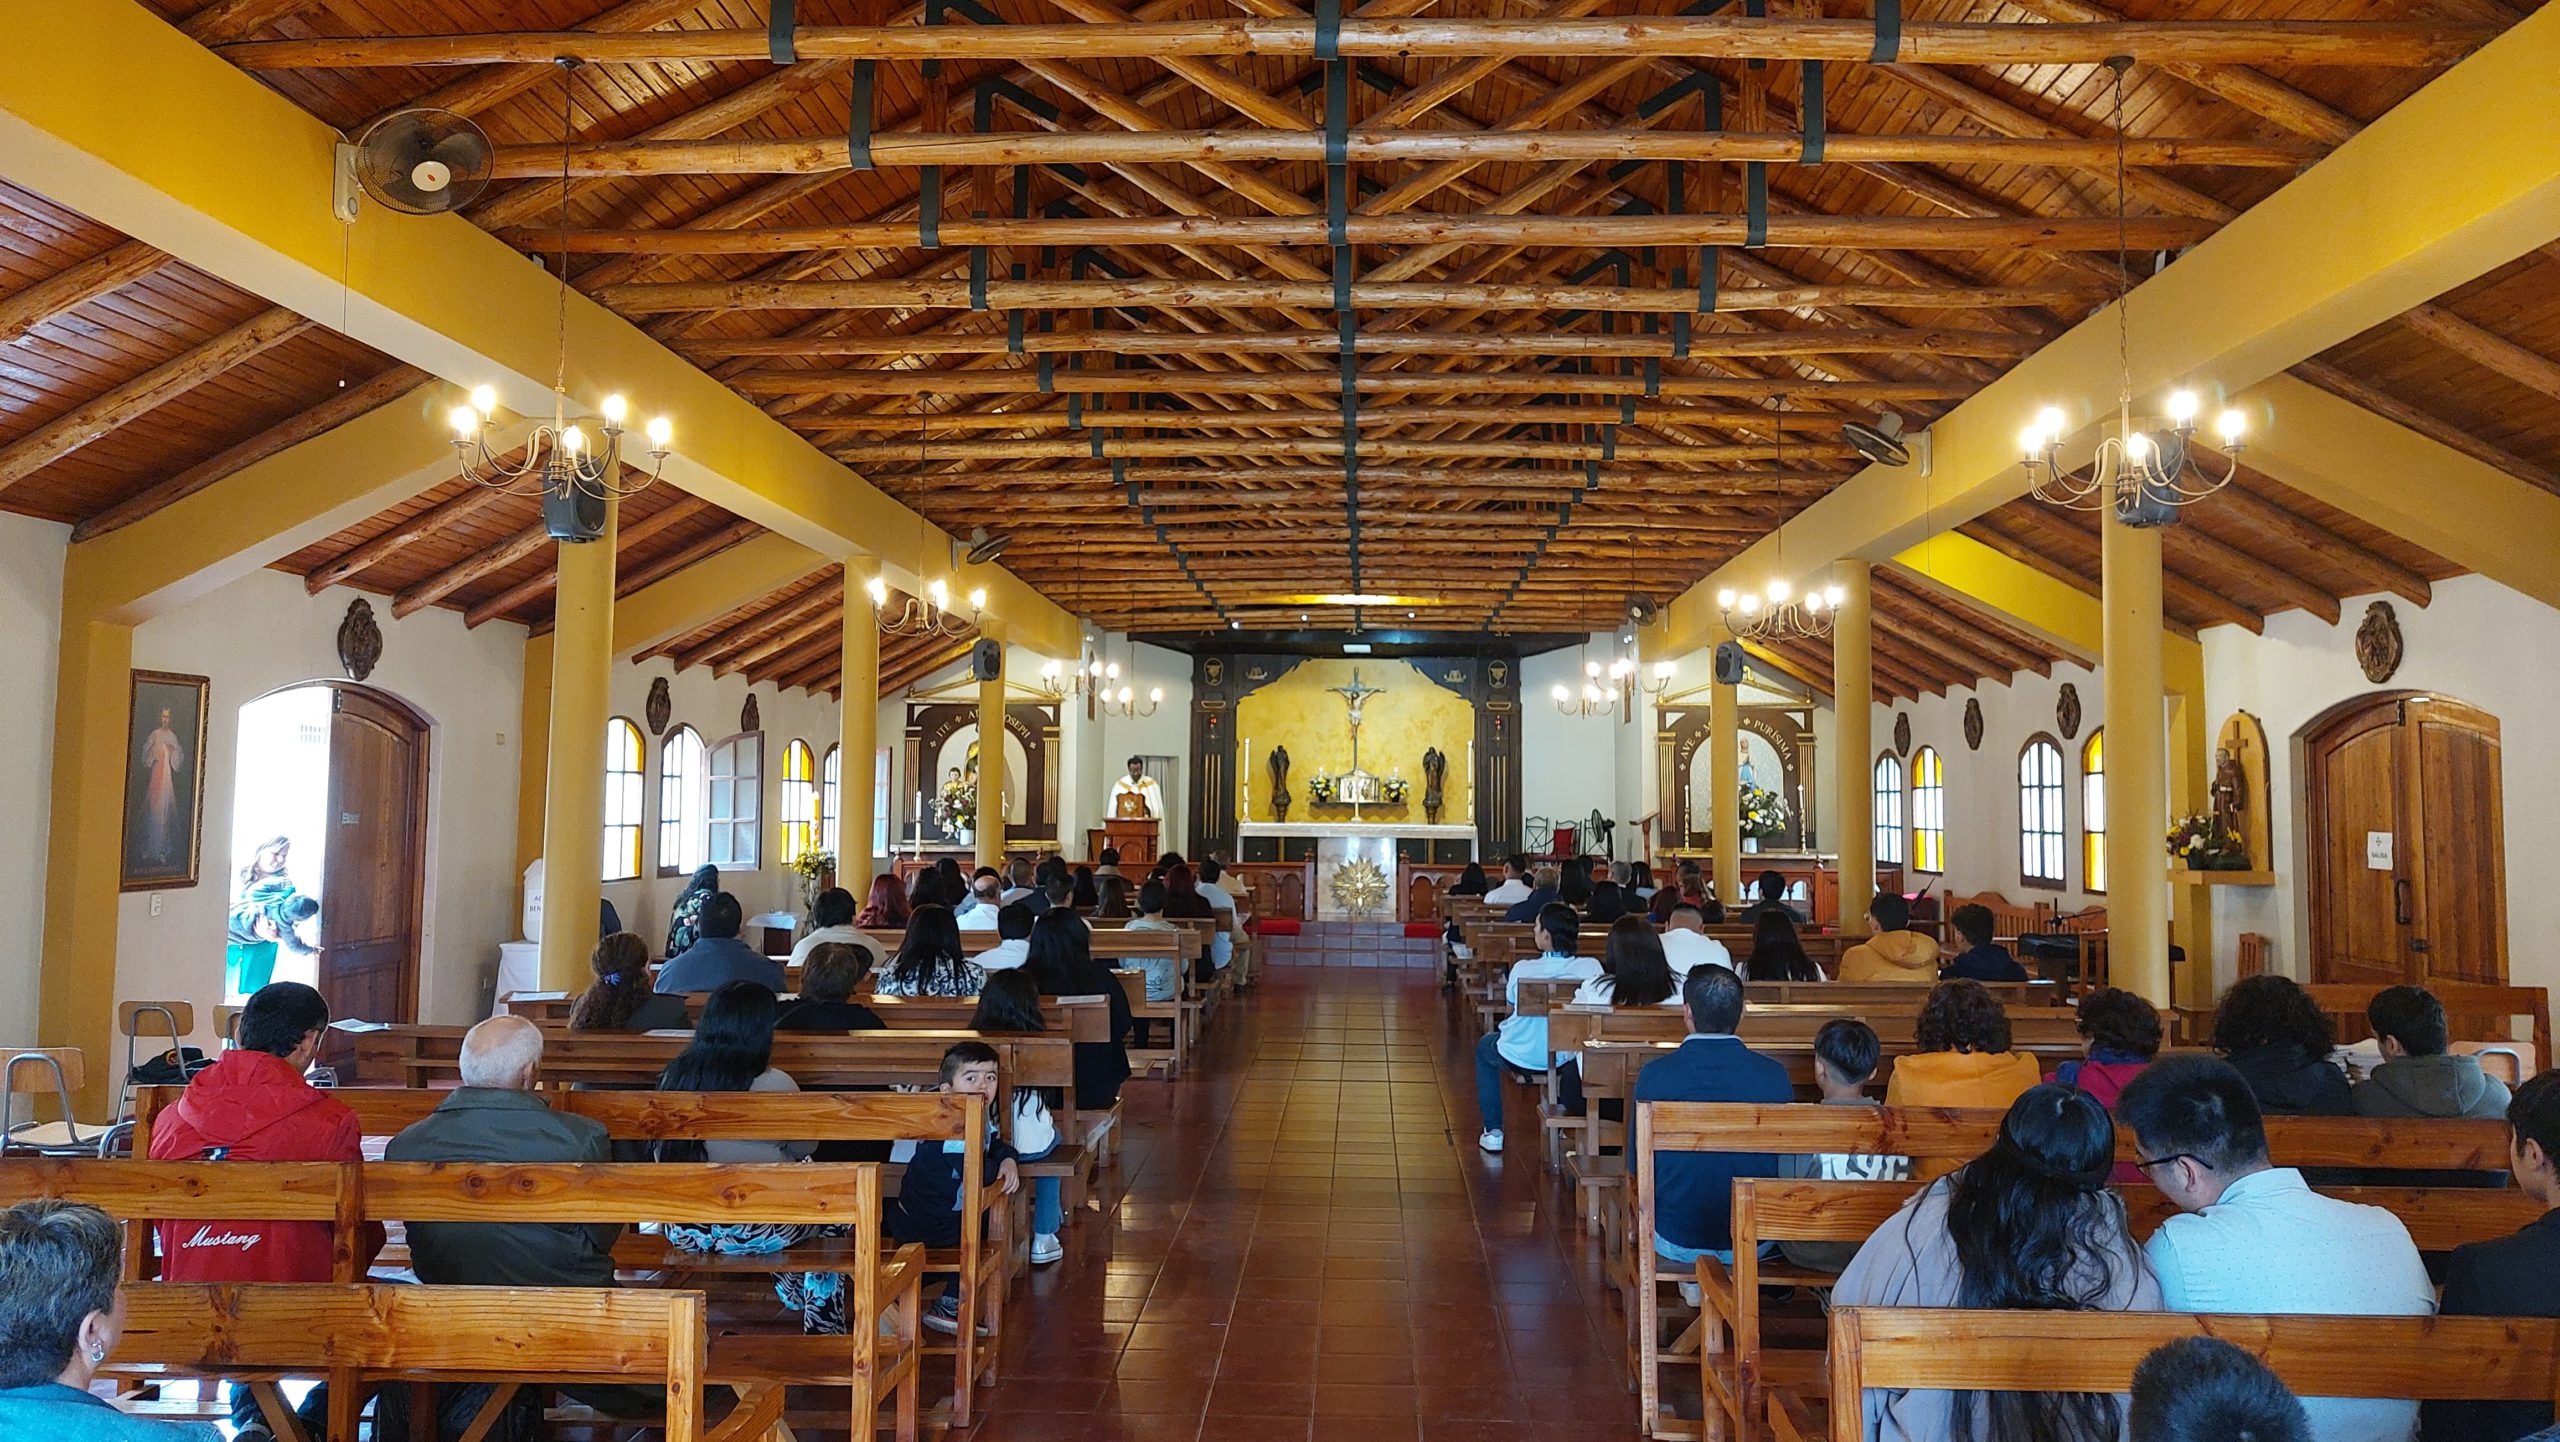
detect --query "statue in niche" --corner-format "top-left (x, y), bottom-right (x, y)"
top-left (2211, 746), bottom-right (2250, 864)
top-left (1267, 744), bottom-right (1292, 822)
top-left (1422, 746), bottom-right (1447, 824)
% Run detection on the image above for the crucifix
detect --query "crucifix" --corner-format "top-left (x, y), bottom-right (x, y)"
top-left (1329, 668), bottom-right (1382, 776)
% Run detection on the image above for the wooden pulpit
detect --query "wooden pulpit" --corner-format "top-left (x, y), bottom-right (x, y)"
top-left (1098, 817), bottom-right (1159, 867)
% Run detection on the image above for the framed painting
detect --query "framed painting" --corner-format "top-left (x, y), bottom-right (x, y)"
top-left (121, 670), bottom-right (210, 891)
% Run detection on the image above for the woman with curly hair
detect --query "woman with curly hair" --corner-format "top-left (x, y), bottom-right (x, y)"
top-left (1834, 1085), bottom-right (2162, 1442)
top-left (855, 872), bottom-right (911, 930)
top-left (1888, 980), bottom-right (2042, 1177)
top-left (568, 932), bottom-right (689, 1032)
top-left (2050, 986), bottom-right (2164, 1183)
top-left (2209, 974), bottom-right (2351, 1118)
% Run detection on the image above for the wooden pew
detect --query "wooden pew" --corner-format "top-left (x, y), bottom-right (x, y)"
top-left (501, 988), bottom-right (1115, 1042)
top-left (1709, 1176), bottom-right (2549, 1442)
top-left (110, 1283), bottom-right (721, 1442)
top-left (2304, 980), bottom-right (2553, 1068)
top-left (110, 1096), bottom-right (1008, 1434)
top-left (1786, 1309), bottom-right (2560, 1442)
top-left (1624, 1102), bottom-right (2515, 1441)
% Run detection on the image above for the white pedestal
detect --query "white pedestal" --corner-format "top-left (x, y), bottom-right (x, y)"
top-left (493, 940), bottom-right (541, 1008)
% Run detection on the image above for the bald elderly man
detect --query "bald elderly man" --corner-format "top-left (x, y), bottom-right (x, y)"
top-left (383, 1015), bottom-right (617, 1288)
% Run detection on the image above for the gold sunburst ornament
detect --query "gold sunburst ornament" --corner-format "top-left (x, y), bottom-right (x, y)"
top-left (1330, 858), bottom-right (1390, 918)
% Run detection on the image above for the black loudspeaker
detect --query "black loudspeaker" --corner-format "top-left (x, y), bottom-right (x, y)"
top-left (543, 473), bottom-right (607, 542)
top-left (1713, 640), bottom-right (1746, 686)
top-left (970, 638), bottom-right (1003, 682)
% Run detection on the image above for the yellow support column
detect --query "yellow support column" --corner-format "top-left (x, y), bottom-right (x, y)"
top-left (36, 607), bottom-right (137, 1111)
top-left (537, 507), bottom-right (618, 990)
top-left (1832, 564), bottom-right (1876, 937)
top-left (1710, 624), bottom-right (1743, 911)
top-left (2102, 508), bottom-right (2172, 1004)
top-left (975, 630), bottom-right (1008, 869)
top-left (515, 634), bottom-right (553, 884)
top-left (841, 562), bottom-right (882, 894)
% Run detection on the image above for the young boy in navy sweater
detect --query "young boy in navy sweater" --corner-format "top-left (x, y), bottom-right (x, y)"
top-left (896, 1042), bottom-right (1020, 1335)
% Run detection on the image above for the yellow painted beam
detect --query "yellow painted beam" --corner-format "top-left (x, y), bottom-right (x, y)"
top-left (0, 0), bottom-right (1079, 656)
top-left (2237, 375), bottom-right (2560, 610)
top-left (1658, 0), bottom-right (2560, 656)
top-left (613, 532), bottom-right (828, 660)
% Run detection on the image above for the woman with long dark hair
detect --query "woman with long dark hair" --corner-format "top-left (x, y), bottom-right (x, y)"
top-left (1026, 911), bottom-right (1134, 1111)
top-left (653, 982), bottom-right (844, 1331)
top-left (875, 905), bottom-right (982, 998)
top-left (967, 972), bottom-right (1071, 1265)
top-left (1071, 865), bottom-right (1100, 911)
top-left (1095, 874), bottom-right (1134, 920)
top-left (1585, 880), bottom-right (1630, 924)
top-left (905, 865), bottom-right (945, 912)
top-left (1556, 857), bottom-right (1593, 910)
top-left (1744, 909), bottom-right (1823, 982)
top-left (1833, 1085), bottom-right (2162, 1442)
top-left (2209, 975), bottom-right (2351, 1118)
top-left (1449, 862), bottom-right (1490, 898)
top-left (932, 856), bottom-right (968, 909)
top-left (1574, 915), bottom-right (1680, 1008)
top-left (569, 932), bottom-right (689, 1032)
top-left (856, 872), bottom-right (911, 930)
top-left (663, 864), bottom-right (720, 959)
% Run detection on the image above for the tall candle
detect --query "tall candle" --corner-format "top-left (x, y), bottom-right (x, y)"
top-left (1242, 735), bottom-right (1252, 819)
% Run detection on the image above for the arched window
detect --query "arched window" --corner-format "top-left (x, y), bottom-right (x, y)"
top-left (659, 726), bottom-right (708, 877)
top-left (2082, 729), bottom-right (2107, 894)
top-left (1911, 746), bottom-right (1946, 874)
top-left (781, 740), bottom-right (819, 865)
top-left (603, 717), bottom-right (645, 882)
top-left (708, 732), bottom-right (763, 869)
top-left (1872, 752), bottom-right (1905, 866)
top-left (821, 744), bottom-right (842, 856)
top-left (2020, 734), bottom-right (2067, 888)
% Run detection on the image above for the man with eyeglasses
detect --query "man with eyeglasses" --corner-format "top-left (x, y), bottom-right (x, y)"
top-left (2116, 1055), bottom-right (2433, 1442)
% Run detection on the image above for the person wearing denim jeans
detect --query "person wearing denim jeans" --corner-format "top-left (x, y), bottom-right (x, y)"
top-left (1476, 904), bottom-right (1600, 1154)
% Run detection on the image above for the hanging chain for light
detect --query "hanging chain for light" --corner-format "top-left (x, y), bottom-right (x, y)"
top-left (1718, 397), bottom-right (1842, 641)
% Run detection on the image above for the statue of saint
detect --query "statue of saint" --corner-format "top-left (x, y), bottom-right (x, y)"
top-left (2210, 746), bottom-right (2248, 858)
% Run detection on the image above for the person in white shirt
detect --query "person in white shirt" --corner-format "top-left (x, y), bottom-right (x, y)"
top-left (2118, 1055), bottom-right (2435, 1442)
top-left (998, 858), bottom-right (1039, 906)
top-left (1657, 902), bottom-right (1735, 978)
top-left (1481, 854), bottom-right (1535, 907)
top-left (788, 887), bottom-right (887, 970)
top-left (1195, 858), bottom-right (1238, 970)
top-left (1475, 903), bottom-right (1602, 1154)
top-left (975, 903), bottom-right (1034, 971)
top-left (956, 875), bottom-right (1005, 931)
top-left (1108, 757), bottom-right (1163, 819)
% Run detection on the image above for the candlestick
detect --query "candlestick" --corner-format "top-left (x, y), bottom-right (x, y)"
top-left (1242, 734), bottom-right (1252, 820)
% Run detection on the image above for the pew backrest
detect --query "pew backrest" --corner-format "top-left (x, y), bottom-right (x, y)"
top-left (2304, 981), bottom-right (2553, 1067)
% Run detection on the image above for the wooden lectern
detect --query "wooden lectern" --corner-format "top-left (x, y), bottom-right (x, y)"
top-left (1090, 791), bottom-right (1160, 866)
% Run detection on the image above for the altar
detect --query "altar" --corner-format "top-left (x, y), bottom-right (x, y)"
top-left (1238, 821), bottom-right (1479, 920)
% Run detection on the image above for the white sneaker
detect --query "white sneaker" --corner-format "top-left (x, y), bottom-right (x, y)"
top-left (1030, 1232), bottom-right (1064, 1265)
top-left (1478, 1129), bottom-right (1505, 1153)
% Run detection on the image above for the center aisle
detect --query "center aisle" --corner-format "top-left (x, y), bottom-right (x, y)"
top-left (970, 965), bottom-right (1634, 1442)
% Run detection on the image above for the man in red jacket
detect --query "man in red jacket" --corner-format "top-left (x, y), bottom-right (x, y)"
top-left (146, 981), bottom-right (380, 1434)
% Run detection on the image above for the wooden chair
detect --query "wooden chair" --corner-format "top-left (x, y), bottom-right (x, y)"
top-left (1, 1049), bottom-right (108, 1157)
top-left (2236, 931), bottom-right (2268, 979)
top-left (112, 1282), bottom-right (718, 1442)
top-left (1786, 1309), bottom-right (2560, 1442)
top-left (1713, 1176), bottom-right (2549, 1442)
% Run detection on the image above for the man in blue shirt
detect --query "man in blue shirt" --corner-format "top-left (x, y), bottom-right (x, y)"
top-left (652, 892), bottom-right (784, 994)
top-left (1940, 902), bottom-right (2030, 982)
top-left (1633, 967), bottom-right (1795, 1272)
top-left (1475, 904), bottom-right (1600, 1153)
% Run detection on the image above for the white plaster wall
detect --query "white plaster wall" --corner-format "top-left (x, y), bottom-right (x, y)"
top-left (2202, 575), bottom-right (2560, 995)
top-left (601, 658), bottom-right (839, 945)
top-left (1522, 639), bottom-right (1626, 842)
top-left (0, 513), bottom-right (67, 1046)
top-left (116, 567), bottom-right (526, 1046)
top-left (1093, 641), bottom-right (1194, 851)
top-left (1879, 658), bottom-right (2108, 915)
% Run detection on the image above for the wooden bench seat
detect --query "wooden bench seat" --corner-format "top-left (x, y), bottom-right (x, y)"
top-left (1782, 1309), bottom-right (2560, 1442)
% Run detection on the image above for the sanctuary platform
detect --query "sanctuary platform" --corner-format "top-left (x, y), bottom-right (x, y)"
top-left (1239, 821), bottom-right (1478, 921)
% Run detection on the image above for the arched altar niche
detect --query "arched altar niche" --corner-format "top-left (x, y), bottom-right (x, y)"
top-left (1660, 704), bottom-right (1815, 851)
top-left (904, 703), bottom-right (1058, 844)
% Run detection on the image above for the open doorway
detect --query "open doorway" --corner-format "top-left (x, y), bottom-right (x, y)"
top-left (223, 682), bottom-right (430, 1025)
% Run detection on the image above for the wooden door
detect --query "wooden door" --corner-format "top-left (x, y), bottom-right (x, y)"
top-left (2305, 694), bottom-right (2506, 987)
top-left (319, 687), bottom-right (429, 1025)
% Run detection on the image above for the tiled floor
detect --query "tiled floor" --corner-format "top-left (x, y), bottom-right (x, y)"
top-left (960, 961), bottom-right (1634, 1441)
top-left (1259, 921), bottom-right (1442, 969)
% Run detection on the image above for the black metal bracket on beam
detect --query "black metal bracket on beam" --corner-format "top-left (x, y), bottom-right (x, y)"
top-left (1800, 62), bottom-right (1826, 163)
top-left (768, 0), bottom-right (795, 63)
top-left (1871, 0), bottom-right (1903, 60)
top-left (847, 61), bottom-right (876, 170)
top-left (1745, 163), bottom-right (1767, 248)
top-left (918, 168), bottom-right (941, 248)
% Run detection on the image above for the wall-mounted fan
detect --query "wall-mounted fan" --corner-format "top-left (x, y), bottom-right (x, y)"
top-left (1624, 595), bottom-right (1659, 627)
top-left (1843, 411), bottom-right (1913, 467)
top-left (337, 109), bottom-right (493, 219)
top-left (955, 526), bottom-right (1009, 566)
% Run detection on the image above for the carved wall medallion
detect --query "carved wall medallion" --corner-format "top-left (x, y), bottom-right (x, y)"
top-left (1893, 712), bottom-right (1912, 757)
top-left (336, 598), bottom-right (382, 682)
top-left (741, 694), bottom-right (761, 733)
top-left (2056, 682), bottom-right (2083, 740)
top-left (1487, 659), bottom-right (1511, 691)
top-left (645, 677), bottom-right (672, 736)
top-left (1203, 657), bottom-right (1225, 688)
top-left (1962, 697), bottom-right (1985, 751)
top-left (2355, 600), bottom-right (2404, 683)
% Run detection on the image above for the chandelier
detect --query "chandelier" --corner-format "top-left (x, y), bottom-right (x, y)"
top-left (1715, 398), bottom-right (1843, 642)
top-left (869, 574), bottom-right (982, 639)
top-left (444, 61), bottom-right (670, 532)
top-left (2017, 59), bottom-right (2253, 524)
top-left (1551, 664), bottom-right (1622, 718)
top-left (1039, 643), bottom-right (1160, 717)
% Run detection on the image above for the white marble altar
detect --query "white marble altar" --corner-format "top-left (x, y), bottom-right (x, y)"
top-left (1238, 822), bottom-right (1477, 920)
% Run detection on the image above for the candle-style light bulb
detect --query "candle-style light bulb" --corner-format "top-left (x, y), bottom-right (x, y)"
top-left (1825, 584), bottom-right (1845, 608)
top-left (1805, 591), bottom-right (1826, 613)
top-left (600, 393), bottom-right (629, 425)
top-left (1653, 660), bottom-right (1674, 679)
top-left (1739, 594), bottom-right (1761, 615)
top-left (928, 578), bottom-right (950, 610)
top-left (1716, 589), bottom-right (1737, 611)
top-left (1552, 684), bottom-right (1571, 702)
top-left (967, 587), bottom-right (986, 612)
top-left (1118, 687), bottom-right (1133, 704)
top-left (1148, 687), bottom-right (1164, 704)
top-left (2035, 405), bottom-right (2066, 439)
top-left (1586, 660), bottom-right (1601, 678)
top-left (1767, 579), bottom-right (1791, 603)
top-left (2215, 409), bottom-right (2247, 444)
top-left (2126, 431), bottom-right (2153, 462)
top-left (866, 576), bottom-right (889, 608)
top-left (449, 405), bottom-right (479, 439)
top-left (2019, 424), bottom-right (2044, 458)
top-left (1105, 662), bottom-right (1120, 680)
top-left (2164, 390), bottom-right (2199, 424)
top-left (561, 425), bottom-right (585, 455)
top-left (645, 416), bottom-right (673, 449)
top-left (471, 385), bottom-right (498, 418)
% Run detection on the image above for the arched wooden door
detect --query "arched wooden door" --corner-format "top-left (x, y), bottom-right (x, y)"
top-left (2304, 693), bottom-right (2506, 987)
top-left (319, 686), bottom-right (430, 1025)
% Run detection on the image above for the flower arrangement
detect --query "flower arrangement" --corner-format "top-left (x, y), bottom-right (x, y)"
top-left (790, 848), bottom-right (836, 913)
top-left (1738, 783), bottom-right (1790, 842)
top-left (1307, 773), bottom-right (1340, 804)
top-left (2166, 814), bottom-right (2246, 868)
top-left (1307, 772), bottom-right (1412, 806)
top-left (934, 775), bottom-right (977, 833)
top-left (1380, 776), bottom-right (1411, 804)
